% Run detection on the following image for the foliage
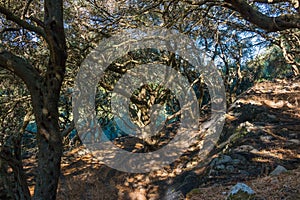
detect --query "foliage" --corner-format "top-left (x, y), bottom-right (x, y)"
top-left (246, 45), bottom-right (294, 81)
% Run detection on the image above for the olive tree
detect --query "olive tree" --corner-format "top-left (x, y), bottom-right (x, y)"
top-left (0, 0), bottom-right (66, 199)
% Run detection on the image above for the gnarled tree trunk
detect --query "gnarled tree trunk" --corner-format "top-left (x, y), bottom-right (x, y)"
top-left (0, 0), bottom-right (67, 199)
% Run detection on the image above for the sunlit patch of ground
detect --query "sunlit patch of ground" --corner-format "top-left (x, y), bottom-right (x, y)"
top-left (21, 78), bottom-right (300, 199)
top-left (187, 166), bottom-right (300, 200)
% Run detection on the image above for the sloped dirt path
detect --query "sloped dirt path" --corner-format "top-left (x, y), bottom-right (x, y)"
top-left (56, 78), bottom-right (300, 200)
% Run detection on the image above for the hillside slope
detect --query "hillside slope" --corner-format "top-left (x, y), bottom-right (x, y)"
top-left (21, 78), bottom-right (300, 200)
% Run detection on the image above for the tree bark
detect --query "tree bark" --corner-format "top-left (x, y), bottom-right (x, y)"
top-left (33, 0), bottom-right (67, 199)
top-left (224, 0), bottom-right (300, 32)
top-left (0, 0), bottom-right (67, 199)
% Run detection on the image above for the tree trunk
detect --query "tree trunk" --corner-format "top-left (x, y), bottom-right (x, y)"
top-left (12, 133), bottom-right (31, 200)
top-left (33, 121), bottom-right (62, 200)
top-left (32, 0), bottom-right (67, 198)
top-left (31, 50), bottom-right (65, 200)
top-left (0, 149), bottom-right (31, 200)
top-left (30, 76), bottom-right (65, 199)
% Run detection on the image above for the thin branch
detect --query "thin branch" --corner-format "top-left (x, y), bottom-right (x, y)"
top-left (62, 121), bottom-right (75, 137)
top-left (0, 6), bottom-right (46, 38)
top-left (22, 0), bottom-right (33, 19)
top-left (28, 16), bottom-right (45, 28)
top-left (252, 0), bottom-right (293, 4)
top-left (1, 27), bottom-right (21, 33)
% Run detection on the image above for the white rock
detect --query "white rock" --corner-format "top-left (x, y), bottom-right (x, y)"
top-left (270, 165), bottom-right (287, 176)
top-left (229, 183), bottom-right (255, 195)
top-left (227, 183), bottom-right (255, 200)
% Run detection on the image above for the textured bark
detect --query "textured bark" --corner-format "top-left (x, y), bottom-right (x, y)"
top-left (0, 119), bottom-right (31, 200)
top-left (0, 0), bottom-right (67, 199)
top-left (13, 134), bottom-right (31, 200)
top-left (32, 0), bottom-right (67, 199)
top-left (225, 0), bottom-right (300, 32)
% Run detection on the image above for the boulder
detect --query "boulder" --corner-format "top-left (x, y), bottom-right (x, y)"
top-left (210, 155), bottom-right (233, 166)
top-left (227, 183), bottom-right (255, 200)
top-left (270, 165), bottom-right (288, 176)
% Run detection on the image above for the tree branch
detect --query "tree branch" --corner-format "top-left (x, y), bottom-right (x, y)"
top-left (0, 5), bottom-right (46, 38)
top-left (1, 27), bottom-right (21, 33)
top-left (0, 49), bottom-right (42, 90)
top-left (22, 0), bottom-right (33, 19)
top-left (62, 121), bottom-right (75, 137)
top-left (253, 0), bottom-right (293, 4)
top-left (224, 0), bottom-right (300, 32)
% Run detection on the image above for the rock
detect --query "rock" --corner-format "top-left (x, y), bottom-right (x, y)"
top-left (250, 148), bottom-right (259, 154)
top-left (176, 174), bottom-right (199, 195)
top-left (210, 155), bottom-right (233, 166)
top-left (239, 170), bottom-right (250, 176)
top-left (270, 165), bottom-right (288, 176)
top-left (284, 139), bottom-right (300, 148)
top-left (231, 154), bottom-right (247, 163)
top-left (267, 114), bottom-right (277, 119)
top-left (164, 189), bottom-right (184, 200)
top-left (260, 135), bottom-right (273, 143)
top-left (234, 145), bottom-right (258, 153)
top-left (216, 164), bottom-right (225, 170)
top-left (227, 183), bottom-right (255, 200)
top-left (226, 165), bottom-right (235, 172)
top-left (232, 159), bottom-right (241, 165)
top-left (287, 139), bottom-right (300, 145)
top-left (163, 172), bottom-right (199, 199)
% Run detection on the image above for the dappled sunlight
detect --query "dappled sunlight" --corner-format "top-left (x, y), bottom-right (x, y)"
top-left (4, 72), bottom-right (295, 199)
top-left (53, 78), bottom-right (300, 199)
top-left (186, 167), bottom-right (300, 200)
top-left (15, 79), bottom-right (299, 199)
top-left (254, 148), bottom-right (300, 162)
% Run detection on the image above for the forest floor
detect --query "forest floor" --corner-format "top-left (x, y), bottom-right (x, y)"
top-left (24, 78), bottom-right (300, 200)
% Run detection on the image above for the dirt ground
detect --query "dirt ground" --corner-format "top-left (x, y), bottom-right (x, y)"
top-left (23, 78), bottom-right (300, 199)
